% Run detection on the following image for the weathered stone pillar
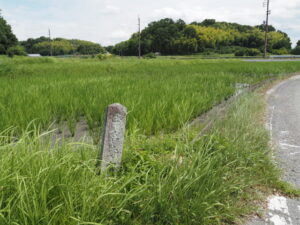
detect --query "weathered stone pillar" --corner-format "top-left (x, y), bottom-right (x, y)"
top-left (97, 103), bottom-right (127, 172)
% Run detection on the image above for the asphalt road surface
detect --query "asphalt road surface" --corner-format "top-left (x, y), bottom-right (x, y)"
top-left (248, 75), bottom-right (300, 225)
top-left (244, 59), bottom-right (300, 62)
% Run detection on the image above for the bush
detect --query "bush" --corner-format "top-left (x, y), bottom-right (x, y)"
top-left (218, 46), bottom-right (241, 54)
top-left (143, 52), bottom-right (157, 59)
top-left (235, 48), bottom-right (261, 57)
top-left (202, 49), bottom-right (213, 55)
top-left (33, 41), bottom-right (74, 56)
top-left (96, 53), bottom-right (114, 60)
top-left (77, 43), bottom-right (105, 55)
top-left (6, 45), bottom-right (27, 57)
top-left (235, 49), bottom-right (245, 57)
top-left (272, 48), bottom-right (290, 55)
top-left (245, 48), bottom-right (261, 56)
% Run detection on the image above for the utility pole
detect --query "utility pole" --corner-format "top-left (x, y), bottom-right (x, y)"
top-left (263, 0), bottom-right (271, 58)
top-left (48, 28), bottom-right (53, 56)
top-left (138, 16), bottom-right (141, 58)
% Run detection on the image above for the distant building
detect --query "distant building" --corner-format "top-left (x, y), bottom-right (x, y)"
top-left (28, 54), bottom-right (41, 57)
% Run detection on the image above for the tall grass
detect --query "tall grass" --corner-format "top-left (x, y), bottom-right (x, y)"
top-left (0, 57), bottom-right (299, 224)
top-left (1, 57), bottom-right (300, 136)
top-left (0, 93), bottom-right (282, 225)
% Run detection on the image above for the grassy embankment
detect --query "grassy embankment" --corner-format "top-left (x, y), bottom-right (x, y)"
top-left (0, 56), bottom-right (300, 224)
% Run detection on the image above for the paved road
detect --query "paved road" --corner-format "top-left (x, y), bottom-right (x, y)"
top-left (244, 59), bottom-right (300, 62)
top-left (248, 75), bottom-right (300, 225)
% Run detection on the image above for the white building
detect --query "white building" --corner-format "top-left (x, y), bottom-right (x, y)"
top-left (28, 54), bottom-right (41, 57)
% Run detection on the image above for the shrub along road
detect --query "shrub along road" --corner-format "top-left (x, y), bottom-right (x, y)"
top-left (249, 75), bottom-right (300, 225)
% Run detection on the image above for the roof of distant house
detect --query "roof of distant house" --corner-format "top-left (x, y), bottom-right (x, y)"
top-left (28, 54), bottom-right (41, 57)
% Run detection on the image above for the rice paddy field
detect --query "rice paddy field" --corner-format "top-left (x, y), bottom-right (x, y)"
top-left (0, 56), bottom-right (300, 224)
top-left (1, 57), bottom-right (300, 136)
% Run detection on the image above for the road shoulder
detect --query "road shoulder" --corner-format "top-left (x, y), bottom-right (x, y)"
top-left (247, 75), bottom-right (300, 225)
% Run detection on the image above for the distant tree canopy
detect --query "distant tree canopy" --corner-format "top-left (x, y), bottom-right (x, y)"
top-left (255, 24), bottom-right (276, 32)
top-left (7, 45), bottom-right (26, 57)
top-left (291, 40), bottom-right (300, 55)
top-left (0, 10), bottom-right (18, 54)
top-left (112, 18), bottom-right (292, 56)
top-left (20, 36), bottom-right (50, 54)
top-left (21, 37), bottom-right (105, 56)
top-left (104, 45), bottom-right (114, 53)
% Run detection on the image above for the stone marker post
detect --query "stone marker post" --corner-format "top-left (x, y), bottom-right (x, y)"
top-left (97, 103), bottom-right (127, 173)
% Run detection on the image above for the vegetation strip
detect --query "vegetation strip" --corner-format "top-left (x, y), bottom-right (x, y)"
top-left (0, 89), bottom-right (289, 225)
top-left (190, 77), bottom-right (276, 142)
top-left (1, 57), bottom-right (300, 138)
top-left (0, 57), bottom-right (300, 224)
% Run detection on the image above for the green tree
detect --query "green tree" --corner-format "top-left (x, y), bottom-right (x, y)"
top-left (183, 26), bottom-right (197, 38)
top-left (268, 31), bottom-right (291, 53)
top-left (291, 41), bottom-right (300, 55)
top-left (104, 45), bottom-right (113, 53)
top-left (33, 40), bottom-right (74, 56)
top-left (243, 29), bottom-right (265, 48)
top-left (69, 39), bottom-right (105, 55)
top-left (245, 48), bottom-right (261, 56)
top-left (0, 10), bottom-right (18, 54)
top-left (141, 18), bottom-right (184, 54)
top-left (20, 36), bottom-right (49, 53)
top-left (201, 19), bottom-right (216, 27)
top-left (172, 38), bottom-right (198, 54)
top-left (7, 45), bottom-right (26, 57)
top-left (77, 42), bottom-right (105, 55)
top-left (255, 24), bottom-right (276, 32)
top-left (112, 18), bottom-right (293, 56)
top-left (30, 39), bottom-right (105, 56)
top-left (291, 47), bottom-right (300, 55)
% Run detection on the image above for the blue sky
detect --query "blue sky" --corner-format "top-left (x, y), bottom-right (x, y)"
top-left (1, 0), bottom-right (299, 46)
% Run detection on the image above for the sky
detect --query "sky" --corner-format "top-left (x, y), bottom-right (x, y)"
top-left (0, 0), bottom-right (299, 46)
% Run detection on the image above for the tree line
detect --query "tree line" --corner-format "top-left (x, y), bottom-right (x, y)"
top-left (0, 10), bottom-right (18, 55)
top-left (292, 40), bottom-right (300, 55)
top-left (20, 37), bottom-right (105, 56)
top-left (1, 10), bottom-right (300, 57)
top-left (0, 10), bottom-right (105, 57)
top-left (112, 18), bottom-right (297, 56)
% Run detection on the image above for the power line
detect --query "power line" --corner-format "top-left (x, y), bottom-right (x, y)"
top-left (263, 0), bottom-right (271, 58)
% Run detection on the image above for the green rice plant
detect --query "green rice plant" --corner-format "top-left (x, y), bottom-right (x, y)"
top-left (0, 56), bottom-right (299, 224)
top-left (0, 92), bottom-right (286, 224)
top-left (0, 56), bottom-right (300, 136)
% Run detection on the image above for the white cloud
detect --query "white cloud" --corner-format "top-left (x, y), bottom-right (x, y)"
top-left (110, 29), bottom-right (131, 40)
top-left (101, 5), bottom-right (120, 14)
top-left (154, 7), bottom-right (183, 18)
